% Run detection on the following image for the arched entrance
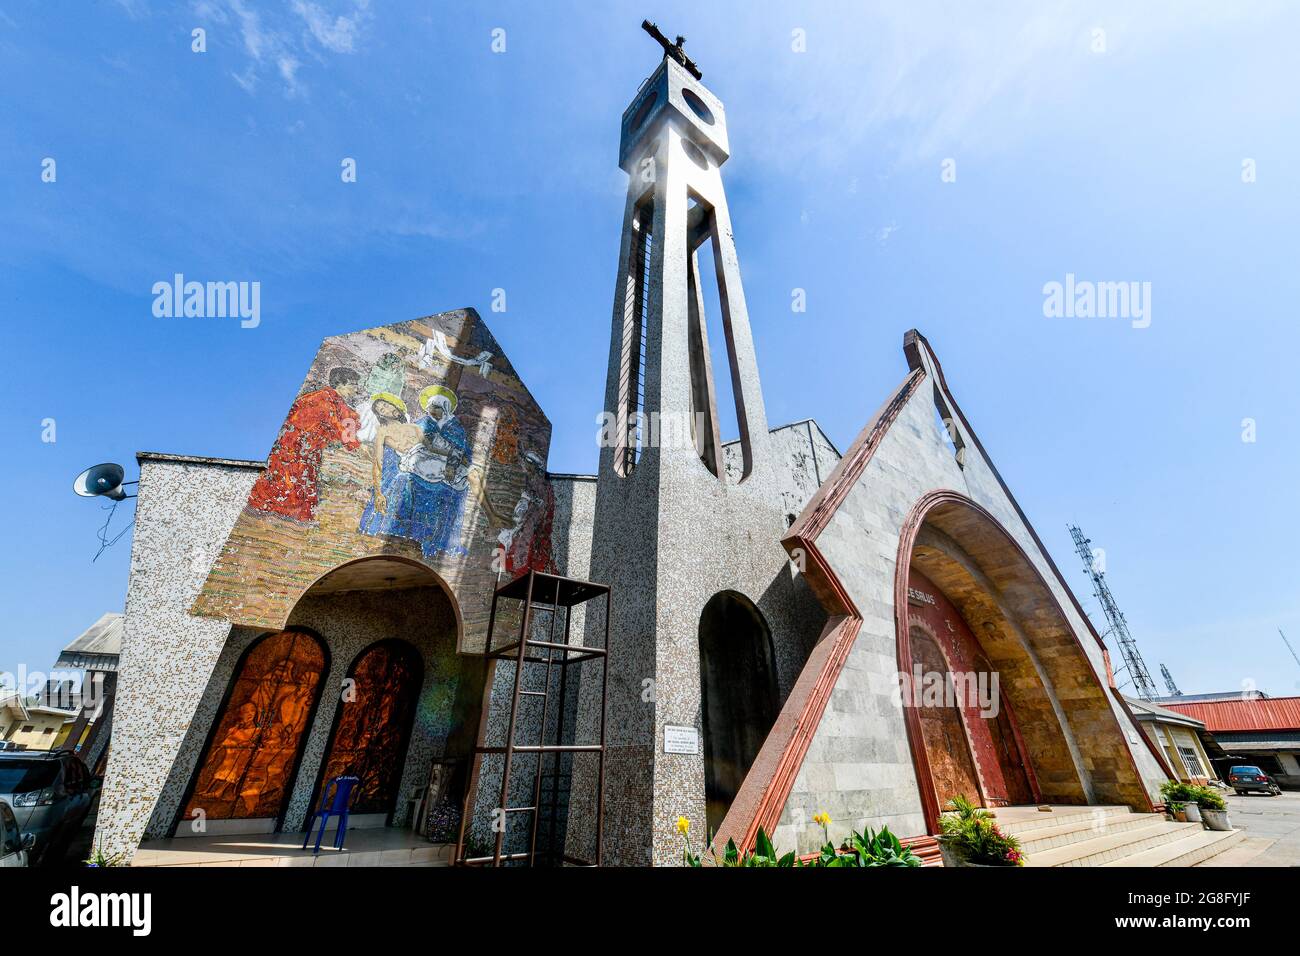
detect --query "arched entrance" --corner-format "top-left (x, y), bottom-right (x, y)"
top-left (895, 490), bottom-right (1155, 833)
top-left (182, 629), bottom-right (327, 826)
top-left (313, 639), bottom-right (424, 819)
top-left (699, 591), bottom-right (779, 834)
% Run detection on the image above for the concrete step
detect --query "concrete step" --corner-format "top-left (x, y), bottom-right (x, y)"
top-left (1026, 819), bottom-right (1203, 867)
top-left (1102, 828), bottom-right (1244, 867)
top-left (1016, 810), bottom-right (1163, 854)
top-left (992, 805), bottom-right (1132, 837)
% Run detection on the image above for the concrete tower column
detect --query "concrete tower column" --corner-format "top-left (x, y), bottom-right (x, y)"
top-left (587, 53), bottom-right (798, 866)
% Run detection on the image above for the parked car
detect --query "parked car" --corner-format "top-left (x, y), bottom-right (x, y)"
top-left (0, 751), bottom-right (96, 864)
top-left (0, 799), bottom-right (35, 867)
top-left (1227, 765), bottom-right (1283, 796)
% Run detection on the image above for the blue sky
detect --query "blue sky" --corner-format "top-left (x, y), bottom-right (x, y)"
top-left (3, 1), bottom-right (1299, 697)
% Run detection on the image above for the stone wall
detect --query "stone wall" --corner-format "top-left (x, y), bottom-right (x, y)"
top-left (94, 454), bottom-right (262, 861)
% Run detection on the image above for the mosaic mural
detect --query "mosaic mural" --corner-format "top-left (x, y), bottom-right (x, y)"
top-left (182, 630), bottom-right (326, 821)
top-left (192, 309), bottom-right (555, 649)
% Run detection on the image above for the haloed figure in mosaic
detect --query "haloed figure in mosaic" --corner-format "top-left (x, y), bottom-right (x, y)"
top-left (356, 352), bottom-right (406, 442)
top-left (359, 385), bottom-right (472, 558)
top-left (247, 366), bottom-right (362, 522)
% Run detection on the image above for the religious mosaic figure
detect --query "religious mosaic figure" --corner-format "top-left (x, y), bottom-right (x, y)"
top-left (359, 385), bottom-right (472, 558)
top-left (247, 367), bottom-right (361, 522)
top-left (356, 352), bottom-right (406, 442)
top-left (493, 450), bottom-right (554, 574)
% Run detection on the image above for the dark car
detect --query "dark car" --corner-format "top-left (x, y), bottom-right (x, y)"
top-left (1227, 765), bottom-right (1283, 796)
top-left (0, 751), bottom-right (96, 864)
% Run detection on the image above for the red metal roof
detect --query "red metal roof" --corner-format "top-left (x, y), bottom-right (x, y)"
top-left (1161, 696), bottom-right (1300, 733)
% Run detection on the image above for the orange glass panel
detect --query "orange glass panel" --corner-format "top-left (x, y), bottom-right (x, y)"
top-left (317, 641), bottom-right (422, 815)
top-left (184, 631), bottom-right (325, 821)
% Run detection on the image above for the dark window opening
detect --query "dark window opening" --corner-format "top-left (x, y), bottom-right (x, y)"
top-left (698, 591), bottom-right (779, 834)
top-left (616, 195), bottom-right (654, 477)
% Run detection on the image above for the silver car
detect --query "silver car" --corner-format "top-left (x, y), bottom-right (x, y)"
top-left (0, 800), bottom-right (35, 866)
top-left (0, 751), bottom-right (94, 865)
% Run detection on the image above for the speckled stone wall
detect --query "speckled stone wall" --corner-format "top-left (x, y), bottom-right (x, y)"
top-left (724, 420), bottom-right (842, 526)
top-left (772, 344), bottom-right (1168, 854)
top-left (94, 454), bottom-right (263, 861)
top-left (459, 475), bottom-right (603, 861)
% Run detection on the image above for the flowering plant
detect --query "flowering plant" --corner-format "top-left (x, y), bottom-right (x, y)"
top-left (938, 795), bottom-right (1024, 866)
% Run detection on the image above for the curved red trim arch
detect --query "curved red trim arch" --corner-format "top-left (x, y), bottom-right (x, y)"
top-left (894, 489), bottom-right (1163, 833)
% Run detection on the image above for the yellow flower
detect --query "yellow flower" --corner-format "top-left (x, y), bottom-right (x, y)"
top-left (813, 811), bottom-right (831, 827)
top-left (676, 816), bottom-right (691, 837)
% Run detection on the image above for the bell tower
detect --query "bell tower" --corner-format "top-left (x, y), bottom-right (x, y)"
top-left (587, 24), bottom-right (797, 865)
top-left (603, 22), bottom-right (770, 483)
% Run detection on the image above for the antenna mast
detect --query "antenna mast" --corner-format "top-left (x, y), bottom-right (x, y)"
top-left (1280, 628), bottom-right (1300, 672)
top-left (1069, 524), bottom-right (1159, 700)
top-left (1160, 663), bottom-right (1182, 696)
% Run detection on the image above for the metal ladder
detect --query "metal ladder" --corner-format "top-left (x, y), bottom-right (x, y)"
top-left (455, 570), bottom-right (610, 866)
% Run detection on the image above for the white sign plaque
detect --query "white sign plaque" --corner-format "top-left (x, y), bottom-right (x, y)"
top-left (663, 724), bottom-right (699, 755)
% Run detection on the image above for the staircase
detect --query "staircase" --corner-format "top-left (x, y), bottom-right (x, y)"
top-left (992, 805), bottom-right (1244, 867)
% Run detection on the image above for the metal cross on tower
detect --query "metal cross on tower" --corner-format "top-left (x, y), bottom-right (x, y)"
top-left (641, 19), bottom-right (702, 79)
top-left (1068, 524), bottom-right (1160, 700)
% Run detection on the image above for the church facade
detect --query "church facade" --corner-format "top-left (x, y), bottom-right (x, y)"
top-left (94, 48), bottom-right (1171, 866)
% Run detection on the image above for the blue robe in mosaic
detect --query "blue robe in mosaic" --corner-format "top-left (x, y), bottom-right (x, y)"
top-left (359, 415), bottom-right (471, 558)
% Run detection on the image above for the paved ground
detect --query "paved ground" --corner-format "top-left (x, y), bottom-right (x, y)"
top-left (1200, 790), bottom-right (1300, 866)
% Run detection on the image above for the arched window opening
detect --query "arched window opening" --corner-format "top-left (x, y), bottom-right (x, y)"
top-left (615, 193), bottom-right (655, 477)
top-left (698, 592), bottom-right (778, 834)
top-left (315, 639), bottom-right (424, 818)
top-left (182, 629), bottom-right (327, 826)
top-left (686, 191), bottom-right (750, 481)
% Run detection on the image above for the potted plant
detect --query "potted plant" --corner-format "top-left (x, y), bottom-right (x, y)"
top-left (1160, 781), bottom-right (1203, 823)
top-left (937, 795), bottom-right (1024, 867)
top-left (1195, 787), bottom-right (1232, 831)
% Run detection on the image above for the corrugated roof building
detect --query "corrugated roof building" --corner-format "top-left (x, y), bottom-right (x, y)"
top-left (1161, 696), bottom-right (1300, 788)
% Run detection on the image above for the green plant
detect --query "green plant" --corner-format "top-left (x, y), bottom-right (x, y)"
top-left (677, 813), bottom-right (920, 868)
top-left (1159, 780), bottom-right (1200, 805)
top-left (83, 845), bottom-right (126, 868)
top-left (938, 795), bottom-right (1024, 866)
top-left (1194, 787), bottom-right (1227, 811)
top-left (817, 825), bottom-right (922, 867)
top-left (945, 793), bottom-right (993, 823)
top-left (1160, 780), bottom-right (1225, 811)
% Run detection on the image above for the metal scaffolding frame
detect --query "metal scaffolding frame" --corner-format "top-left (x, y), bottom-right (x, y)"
top-left (454, 569), bottom-right (610, 867)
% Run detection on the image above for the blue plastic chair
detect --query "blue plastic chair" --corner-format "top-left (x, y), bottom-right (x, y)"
top-left (303, 775), bottom-right (360, 854)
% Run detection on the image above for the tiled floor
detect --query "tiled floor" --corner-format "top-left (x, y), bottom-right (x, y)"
top-left (132, 827), bottom-right (454, 867)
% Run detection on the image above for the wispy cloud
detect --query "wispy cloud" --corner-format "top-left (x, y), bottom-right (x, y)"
top-left (193, 0), bottom-right (371, 98)
top-left (714, 1), bottom-right (1291, 171)
top-left (292, 0), bottom-right (369, 54)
